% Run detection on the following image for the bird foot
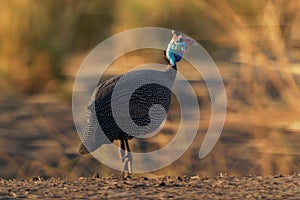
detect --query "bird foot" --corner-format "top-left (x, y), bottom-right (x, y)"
top-left (120, 157), bottom-right (132, 178)
top-left (119, 171), bottom-right (132, 179)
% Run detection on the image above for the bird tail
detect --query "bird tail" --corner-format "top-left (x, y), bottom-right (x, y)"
top-left (78, 143), bottom-right (90, 155)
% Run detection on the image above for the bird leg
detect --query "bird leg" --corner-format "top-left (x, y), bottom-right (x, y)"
top-left (119, 139), bottom-right (127, 177)
top-left (119, 139), bottom-right (126, 163)
top-left (119, 139), bottom-right (132, 177)
top-left (124, 139), bottom-right (132, 175)
top-left (119, 139), bottom-right (130, 177)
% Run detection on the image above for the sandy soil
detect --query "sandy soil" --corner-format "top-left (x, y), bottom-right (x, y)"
top-left (1, 174), bottom-right (300, 199)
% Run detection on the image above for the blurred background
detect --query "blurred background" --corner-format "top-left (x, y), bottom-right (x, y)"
top-left (0, 0), bottom-right (300, 179)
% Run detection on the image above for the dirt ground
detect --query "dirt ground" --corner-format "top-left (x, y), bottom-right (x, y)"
top-left (1, 174), bottom-right (300, 199)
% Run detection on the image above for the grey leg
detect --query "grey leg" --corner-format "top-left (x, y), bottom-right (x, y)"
top-left (119, 139), bottom-right (127, 177)
top-left (124, 139), bottom-right (132, 175)
top-left (119, 139), bottom-right (126, 163)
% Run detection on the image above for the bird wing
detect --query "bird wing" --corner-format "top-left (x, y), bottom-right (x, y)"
top-left (88, 70), bottom-right (172, 122)
top-left (87, 75), bottom-right (122, 116)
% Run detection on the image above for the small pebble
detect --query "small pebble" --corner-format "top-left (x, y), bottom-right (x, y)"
top-left (156, 181), bottom-right (166, 187)
top-left (93, 173), bottom-right (100, 179)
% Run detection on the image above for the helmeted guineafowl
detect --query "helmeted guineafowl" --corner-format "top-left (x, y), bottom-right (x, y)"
top-left (79, 55), bottom-right (178, 176)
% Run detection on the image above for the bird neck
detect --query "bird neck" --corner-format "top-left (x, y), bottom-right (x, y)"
top-left (171, 64), bottom-right (177, 71)
top-left (167, 64), bottom-right (177, 72)
top-left (164, 65), bottom-right (177, 87)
